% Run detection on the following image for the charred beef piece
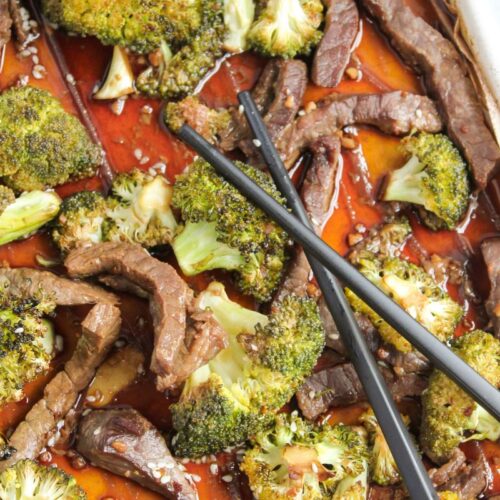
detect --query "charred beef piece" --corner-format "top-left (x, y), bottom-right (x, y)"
top-left (312, 0), bottom-right (359, 87)
top-left (273, 136), bottom-right (340, 304)
top-left (0, 303), bottom-right (121, 470)
top-left (428, 448), bottom-right (467, 487)
top-left (0, 267), bottom-right (117, 306)
top-left (481, 238), bottom-right (500, 337)
top-left (220, 59), bottom-right (308, 159)
top-left (361, 0), bottom-right (500, 188)
top-left (277, 91), bottom-right (442, 165)
top-left (65, 242), bottom-right (227, 391)
top-left (368, 485), bottom-right (406, 500)
top-left (77, 409), bottom-right (197, 499)
top-left (8, 0), bottom-right (32, 48)
top-left (296, 363), bottom-right (428, 420)
top-left (376, 343), bottom-right (431, 375)
top-left (0, 0), bottom-right (11, 48)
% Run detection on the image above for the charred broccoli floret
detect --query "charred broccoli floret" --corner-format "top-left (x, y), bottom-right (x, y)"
top-left (0, 460), bottom-right (86, 499)
top-left (360, 408), bottom-right (409, 486)
top-left (0, 189), bottom-right (61, 246)
top-left (346, 253), bottom-right (463, 353)
top-left (172, 159), bottom-right (289, 302)
top-left (51, 170), bottom-right (176, 253)
top-left (247, 0), bottom-right (324, 58)
top-left (165, 96), bottom-right (231, 144)
top-left (170, 282), bottom-right (325, 457)
top-left (42, 0), bottom-right (202, 52)
top-left (420, 330), bottom-right (500, 464)
top-left (381, 133), bottom-right (471, 230)
top-left (0, 292), bottom-right (56, 404)
top-left (240, 412), bottom-right (369, 499)
top-left (0, 86), bottom-right (102, 192)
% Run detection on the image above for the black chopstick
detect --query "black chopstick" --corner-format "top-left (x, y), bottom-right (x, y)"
top-left (177, 123), bottom-right (500, 421)
top-left (238, 91), bottom-right (436, 499)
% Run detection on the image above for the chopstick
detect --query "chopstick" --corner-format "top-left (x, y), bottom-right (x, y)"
top-left (237, 91), bottom-right (436, 499)
top-left (176, 123), bottom-right (500, 421)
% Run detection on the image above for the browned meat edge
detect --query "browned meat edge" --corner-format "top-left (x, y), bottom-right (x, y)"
top-left (481, 237), bottom-right (500, 337)
top-left (0, 0), bottom-right (11, 48)
top-left (277, 91), bottom-right (442, 166)
top-left (312, 0), bottom-right (360, 87)
top-left (0, 303), bottom-right (121, 470)
top-left (361, 0), bottom-right (500, 188)
top-left (77, 409), bottom-right (197, 499)
top-left (8, 0), bottom-right (32, 48)
top-left (65, 242), bottom-right (227, 392)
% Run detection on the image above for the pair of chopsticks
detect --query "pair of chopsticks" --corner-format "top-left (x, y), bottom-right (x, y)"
top-left (174, 93), bottom-right (500, 499)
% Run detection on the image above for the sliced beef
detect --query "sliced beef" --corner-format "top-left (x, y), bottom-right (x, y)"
top-left (0, 0), bottom-right (12, 48)
top-left (220, 59), bottom-right (308, 159)
top-left (297, 363), bottom-right (427, 420)
top-left (0, 303), bottom-right (121, 470)
top-left (77, 409), bottom-right (197, 499)
top-left (99, 275), bottom-right (149, 299)
top-left (8, 0), bottom-right (32, 48)
top-left (429, 448), bottom-right (467, 487)
top-left (376, 343), bottom-right (431, 375)
top-left (273, 136), bottom-right (340, 304)
top-left (0, 267), bottom-right (117, 306)
top-left (437, 455), bottom-right (489, 499)
top-left (481, 238), bottom-right (500, 337)
top-left (361, 0), bottom-right (500, 188)
top-left (368, 485), bottom-right (406, 500)
top-left (65, 242), bottom-right (227, 391)
top-left (312, 0), bottom-right (359, 87)
top-left (278, 91), bottom-right (442, 165)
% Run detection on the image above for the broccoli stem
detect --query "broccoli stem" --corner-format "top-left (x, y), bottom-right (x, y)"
top-left (382, 155), bottom-right (427, 206)
top-left (172, 221), bottom-right (246, 276)
top-left (0, 191), bottom-right (61, 245)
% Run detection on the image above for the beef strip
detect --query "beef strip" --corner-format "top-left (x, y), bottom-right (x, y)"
top-left (77, 409), bottom-right (197, 499)
top-left (437, 455), bottom-right (489, 499)
top-left (481, 238), bottom-right (500, 337)
top-left (0, 303), bottom-right (121, 470)
top-left (278, 91), bottom-right (442, 165)
top-left (312, 0), bottom-right (359, 87)
top-left (376, 343), bottom-right (431, 375)
top-left (428, 448), bottom-right (467, 487)
top-left (0, 0), bottom-right (12, 48)
top-left (0, 267), bottom-right (117, 306)
top-left (8, 0), bottom-right (31, 48)
top-left (361, 0), bottom-right (500, 188)
top-left (65, 242), bottom-right (227, 391)
top-left (99, 274), bottom-right (149, 299)
top-left (219, 59), bottom-right (308, 159)
top-left (297, 363), bottom-right (428, 420)
top-left (368, 485), bottom-right (406, 500)
top-left (273, 136), bottom-right (340, 304)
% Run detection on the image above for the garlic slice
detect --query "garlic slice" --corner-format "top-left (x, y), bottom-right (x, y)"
top-left (94, 46), bottom-right (135, 100)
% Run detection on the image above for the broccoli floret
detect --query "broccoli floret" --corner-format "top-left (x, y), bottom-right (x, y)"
top-left (0, 460), bottom-right (86, 499)
top-left (247, 0), bottom-right (324, 58)
top-left (172, 159), bottom-right (290, 302)
top-left (103, 170), bottom-right (177, 246)
top-left (0, 190), bottom-right (62, 246)
top-left (360, 408), bottom-right (409, 486)
top-left (165, 96), bottom-right (231, 143)
top-left (52, 190), bottom-right (107, 254)
top-left (346, 253), bottom-right (463, 353)
top-left (42, 0), bottom-right (202, 53)
top-left (381, 133), bottom-right (471, 230)
top-left (170, 282), bottom-right (325, 457)
top-left (420, 330), bottom-right (500, 464)
top-left (52, 170), bottom-right (177, 254)
top-left (0, 86), bottom-right (102, 192)
top-left (223, 0), bottom-right (256, 52)
top-left (240, 412), bottom-right (369, 500)
top-left (137, 0), bottom-right (226, 99)
top-left (0, 292), bottom-right (55, 404)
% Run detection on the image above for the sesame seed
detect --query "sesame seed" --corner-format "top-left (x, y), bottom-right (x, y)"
top-left (298, 110), bottom-right (306, 116)
top-left (160, 475), bottom-right (170, 484)
top-left (86, 395), bottom-right (96, 403)
top-left (238, 105), bottom-right (244, 114)
top-left (147, 462), bottom-right (156, 469)
top-left (14, 327), bottom-right (24, 334)
top-left (134, 148), bottom-right (143, 160)
top-left (308, 391), bottom-right (316, 399)
top-left (222, 475), bottom-right (233, 483)
top-left (328, 333), bottom-right (340, 340)
top-left (152, 470), bottom-right (161, 479)
top-left (191, 474), bottom-right (201, 482)
top-left (210, 463), bottom-right (219, 475)
top-left (312, 463), bottom-right (319, 473)
top-left (165, 462), bottom-right (175, 469)
top-left (139, 156), bottom-right (150, 165)
top-left (47, 437), bottom-right (55, 447)
top-left (32, 55), bottom-right (39, 64)
top-left (290, 422), bottom-right (297, 433)
top-left (66, 73), bottom-right (75, 85)
top-left (93, 428), bottom-right (101, 435)
top-left (416, 109), bottom-right (423, 118)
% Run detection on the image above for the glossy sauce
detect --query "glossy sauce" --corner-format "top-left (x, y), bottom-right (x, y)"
top-left (0, 0), bottom-right (499, 498)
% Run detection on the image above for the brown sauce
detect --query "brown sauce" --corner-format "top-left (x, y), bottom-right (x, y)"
top-left (0, 1), bottom-right (499, 498)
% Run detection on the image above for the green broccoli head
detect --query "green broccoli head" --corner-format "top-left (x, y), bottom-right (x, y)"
top-left (360, 408), bottom-right (409, 486)
top-left (346, 253), bottom-right (463, 353)
top-left (52, 190), bottom-right (107, 254)
top-left (0, 291), bottom-right (56, 404)
top-left (0, 460), bottom-right (86, 499)
top-left (247, 0), bottom-right (324, 58)
top-left (42, 0), bottom-right (202, 52)
top-left (172, 159), bottom-right (290, 302)
top-left (103, 169), bottom-right (177, 247)
top-left (240, 412), bottom-right (369, 500)
top-left (0, 190), bottom-right (61, 246)
top-left (381, 133), bottom-right (471, 230)
top-left (170, 282), bottom-right (325, 457)
top-left (420, 330), bottom-right (500, 464)
top-left (0, 86), bottom-right (102, 192)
